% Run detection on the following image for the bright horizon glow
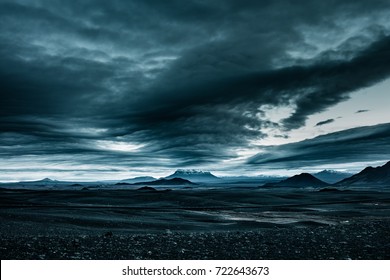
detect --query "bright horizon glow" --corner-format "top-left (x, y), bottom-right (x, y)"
top-left (258, 77), bottom-right (390, 146)
top-left (0, 159), bottom-right (388, 183)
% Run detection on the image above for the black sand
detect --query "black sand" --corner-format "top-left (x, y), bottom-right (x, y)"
top-left (0, 187), bottom-right (389, 259)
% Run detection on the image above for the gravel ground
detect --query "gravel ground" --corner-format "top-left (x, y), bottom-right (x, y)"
top-left (1, 221), bottom-right (389, 260)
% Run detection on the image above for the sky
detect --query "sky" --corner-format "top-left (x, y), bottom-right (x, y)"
top-left (0, 0), bottom-right (390, 181)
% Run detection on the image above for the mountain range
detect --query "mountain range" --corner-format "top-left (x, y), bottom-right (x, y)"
top-left (1, 161), bottom-right (389, 189)
top-left (165, 169), bottom-right (220, 183)
top-left (262, 161), bottom-right (390, 188)
top-left (134, 177), bottom-right (196, 185)
top-left (312, 170), bottom-right (353, 184)
top-left (263, 173), bottom-right (329, 188)
top-left (336, 161), bottom-right (390, 186)
top-left (120, 176), bottom-right (156, 184)
top-left (116, 177), bottom-right (195, 186)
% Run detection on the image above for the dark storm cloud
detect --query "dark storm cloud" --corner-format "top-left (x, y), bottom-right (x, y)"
top-left (1, 0), bottom-right (390, 171)
top-left (123, 34), bottom-right (390, 152)
top-left (247, 123), bottom-right (390, 169)
top-left (315, 119), bottom-right (335, 127)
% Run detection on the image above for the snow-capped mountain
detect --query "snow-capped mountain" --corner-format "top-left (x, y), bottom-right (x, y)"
top-left (165, 169), bottom-right (220, 183)
top-left (312, 170), bottom-right (353, 184)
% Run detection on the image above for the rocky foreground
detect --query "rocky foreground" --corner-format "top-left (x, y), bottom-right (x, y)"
top-left (1, 221), bottom-right (389, 259)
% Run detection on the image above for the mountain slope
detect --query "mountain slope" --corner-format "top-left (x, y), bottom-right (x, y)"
top-left (337, 161), bottom-right (390, 186)
top-left (120, 176), bottom-right (156, 184)
top-left (312, 170), bottom-right (353, 184)
top-left (165, 169), bottom-right (220, 183)
top-left (264, 173), bottom-right (329, 187)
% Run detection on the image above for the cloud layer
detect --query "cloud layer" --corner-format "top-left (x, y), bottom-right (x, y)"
top-left (1, 0), bottom-right (390, 178)
top-left (248, 123), bottom-right (390, 170)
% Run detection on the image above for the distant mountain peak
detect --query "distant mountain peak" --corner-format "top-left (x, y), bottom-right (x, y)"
top-left (120, 176), bottom-right (156, 184)
top-left (360, 161), bottom-right (390, 173)
top-left (165, 169), bottom-right (220, 182)
top-left (173, 169), bottom-right (213, 175)
top-left (313, 170), bottom-right (353, 184)
top-left (40, 178), bottom-right (55, 182)
top-left (288, 173), bottom-right (328, 184)
top-left (317, 170), bottom-right (344, 174)
top-left (337, 161), bottom-right (390, 186)
top-left (264, 172), bottom-right (328, 188)
top-left (295, 172), bottom-right (314, 178)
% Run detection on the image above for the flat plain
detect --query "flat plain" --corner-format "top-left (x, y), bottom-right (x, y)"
top-left (0, 186), bottom-right (389, 259)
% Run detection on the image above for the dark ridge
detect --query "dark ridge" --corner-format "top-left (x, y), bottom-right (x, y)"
top-left (136, 186), bottom-right (157, 192)
top-left (263, 173), bottom-right (328, 188)
top-left (312, 170), bottom-right (353, 184)
top-left (337, 160), bottom-right (390, 186)
top-left (133, 177), bottom-right (196, 185)
top-left (120, 176), bottom-right (156, 184)
top-left (318, 188), bottom-right (343, 193)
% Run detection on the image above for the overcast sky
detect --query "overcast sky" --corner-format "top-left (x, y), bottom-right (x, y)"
top-left (1, 0), bottom-right (390, 181)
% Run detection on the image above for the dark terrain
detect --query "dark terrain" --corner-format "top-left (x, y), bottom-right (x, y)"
top-left (1, 185), bottom-right (390, 259)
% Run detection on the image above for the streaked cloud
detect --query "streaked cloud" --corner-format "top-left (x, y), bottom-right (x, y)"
top-left (315, 119), bottom-right (335, 127)
top-left (356, 109), bottom-right (370, 113)
top-left (248, 123), bottom-right (390, 170)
